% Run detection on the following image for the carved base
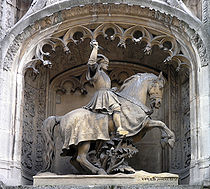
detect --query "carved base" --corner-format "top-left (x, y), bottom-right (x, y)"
top-left (33, 171), bottom-right (178, 186)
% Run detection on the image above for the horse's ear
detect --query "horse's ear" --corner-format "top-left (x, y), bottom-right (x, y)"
top-left (158, 72), bottom-right (163, 79)
top-left (158, 72), bottom-right (166, 85)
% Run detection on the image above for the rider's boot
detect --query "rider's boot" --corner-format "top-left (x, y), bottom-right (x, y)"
top-left (113, 110), bottom-right (128, 136)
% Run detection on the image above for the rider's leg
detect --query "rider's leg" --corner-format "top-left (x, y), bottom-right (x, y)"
top-left (112, 106), bottom-right (128, 135)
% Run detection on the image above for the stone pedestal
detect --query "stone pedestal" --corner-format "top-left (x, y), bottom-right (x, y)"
top-left (33, 171), bottom-right (179, 186)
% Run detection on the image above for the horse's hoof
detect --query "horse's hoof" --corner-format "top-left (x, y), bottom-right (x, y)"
top-left (97, 169), bottom-right (107, 175)
top-left (168, 139), bottom-right (175, 148)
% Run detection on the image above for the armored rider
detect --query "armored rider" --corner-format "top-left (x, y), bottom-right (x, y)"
top-left (84, 40), bottom-right (128, 135)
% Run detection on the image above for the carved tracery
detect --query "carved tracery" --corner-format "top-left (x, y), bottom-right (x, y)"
top-left (26, 37), bottom-right (70, 74)
top-left (25, 23), bottom-right (191, 74)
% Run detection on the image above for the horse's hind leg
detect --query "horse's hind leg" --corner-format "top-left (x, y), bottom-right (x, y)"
top-left (147, 120), bottom-right (175, 148)
top-left (70, 158), bottom-right (87, 174)
top-left (76, 141), bottom-right (107, 175)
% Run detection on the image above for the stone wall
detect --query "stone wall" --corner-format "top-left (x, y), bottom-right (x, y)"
top-left (0, 0), bottom-right (31, 41)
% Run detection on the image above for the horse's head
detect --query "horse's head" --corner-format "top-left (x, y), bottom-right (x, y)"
top-left (148, 72), bottom-right (165, 109)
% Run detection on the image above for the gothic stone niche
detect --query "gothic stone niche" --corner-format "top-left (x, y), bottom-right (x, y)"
top-left (22, 22), bottom-right (191, 184)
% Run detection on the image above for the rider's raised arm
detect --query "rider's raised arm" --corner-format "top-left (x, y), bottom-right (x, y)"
top-left (86, 41), bottom-right (99, 81)
top-left (88, 41), bottom-right (98, 65)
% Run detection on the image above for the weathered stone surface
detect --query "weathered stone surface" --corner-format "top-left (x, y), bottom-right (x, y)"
top-left (33, 171), bottom-right (179, 186)
top-left (6, 184), bottom-right (203, 189)
top-left (182, 0), bottom-right (202, 19)
top-left (0, 0), bottom-right (31, 42)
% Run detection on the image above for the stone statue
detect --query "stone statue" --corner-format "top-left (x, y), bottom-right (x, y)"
top-left (42, 41), bottom-right (175, 175)
top-left (84, 40), bottom-right (130, 135)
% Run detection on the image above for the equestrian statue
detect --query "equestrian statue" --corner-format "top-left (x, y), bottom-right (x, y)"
top-left (42, 40), bottom-right (175, 175)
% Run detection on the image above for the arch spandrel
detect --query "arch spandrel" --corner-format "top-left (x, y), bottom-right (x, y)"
top-left (21, 0), bottom-right (202, 23)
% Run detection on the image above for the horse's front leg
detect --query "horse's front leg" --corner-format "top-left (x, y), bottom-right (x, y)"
top-left (76, 141), bottom-right (107, 175)
top-left (147, 120), bottom-right (175, 148)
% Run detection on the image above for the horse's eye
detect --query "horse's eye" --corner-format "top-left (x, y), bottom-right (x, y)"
top-left (159, 85), bottom-right (163, 89)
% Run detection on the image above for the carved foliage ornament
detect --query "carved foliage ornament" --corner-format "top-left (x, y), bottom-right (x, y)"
top-left (190, 32), bottom-right (208, 66)
top-left (22, 67), bottom-right (47, 180)
top-left (25, 23), bottom-right (191, 74)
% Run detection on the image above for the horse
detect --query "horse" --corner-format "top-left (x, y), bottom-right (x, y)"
top-left (42, 72), bottom-right (175, 175)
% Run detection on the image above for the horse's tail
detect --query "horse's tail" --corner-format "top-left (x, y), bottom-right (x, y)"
top-left (42, 116), bottom-right (61, 172)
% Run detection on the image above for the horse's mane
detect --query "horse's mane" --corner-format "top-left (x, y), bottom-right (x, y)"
top-left (118, 73), bottom-right (157, 101)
